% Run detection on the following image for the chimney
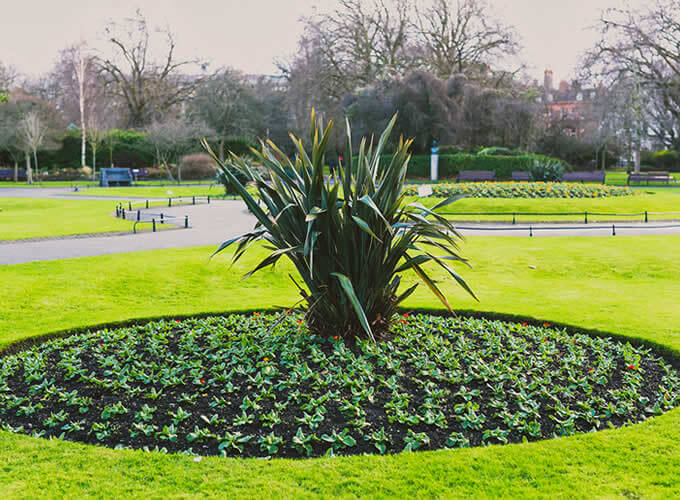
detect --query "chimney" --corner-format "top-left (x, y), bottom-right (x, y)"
top-left (544, 70), bottom-right (553, 90)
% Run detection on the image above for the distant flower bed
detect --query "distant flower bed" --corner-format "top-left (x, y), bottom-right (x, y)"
top-left (405, 182), bottom-right (638, 199)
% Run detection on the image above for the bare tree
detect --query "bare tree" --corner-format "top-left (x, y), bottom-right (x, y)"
top-left (146, 118), bottom-right (212, 183)
top-left (97, 10), bottom-right (206, 128)
top-left (19, 111), bottom-right (46, 184)
top-left (415, 0), bottom-right (520, 80)
top-left (299, 0), bottom-right (417, 99)
top-left (0, 102), bottom-right (24, 180)
top-left (65, 42), bottom-right (94, 168)
top-left (190, 68), bottom-right (256, 161)
top-left (583, 1), bottom-right (680, 151)
top-left (0, 62), bottom-right (18, 94)
top-left (87, 118), bottom-right (105, 180)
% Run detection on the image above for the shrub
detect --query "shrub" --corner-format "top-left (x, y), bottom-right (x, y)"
top-left (216, 163), bottom-right (249, 194)
top-left (204, 113), bottom-right (476, 341)
top-left (529, 159), bottom-right (565, 182)
top-left (178, 153), bottom-right (217, 180)
top-left (476, 147), bottom-right (525, 156)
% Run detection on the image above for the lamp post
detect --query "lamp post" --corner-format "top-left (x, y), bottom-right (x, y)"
top-left (430, 140), bottom-right (439, 181)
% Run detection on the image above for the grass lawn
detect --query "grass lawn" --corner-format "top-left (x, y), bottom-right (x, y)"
top-left (0, 198), bottom-right (140, 240)
top-left (71, 184), bottom-right (227, 199)
top-left (0, 180), bottom-right (99, 188)
top-left (416, 190), bottom-right (680, 222)
top-left (0, 236), bottom-right (679, 497)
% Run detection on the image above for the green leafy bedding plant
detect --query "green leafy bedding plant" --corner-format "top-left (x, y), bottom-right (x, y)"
top-left (0, 313), bottom-right (677, 459)
top-left (403, 182), bottom-right (638, 199)
top-left (202, 112), bottom-right (475, 341)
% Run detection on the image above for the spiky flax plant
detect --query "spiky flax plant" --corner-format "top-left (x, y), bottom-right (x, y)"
top-left (202, 112), bottom-right (475, 341)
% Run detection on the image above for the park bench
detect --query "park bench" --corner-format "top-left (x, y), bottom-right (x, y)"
top-left (561, 171), bottom-right (606, 184)
top-left (100, 168), bottom-right (134, 187)
top-left (457, 170), bottom-right (496, 182)
top-left (627, 171), bottom-right (671, 185)
top-left (0, 168), bottom-right (27, 181)
top-left (131, 168), bottom-right (149, 181)
top-left (511, 171), bottom-right (530, 182)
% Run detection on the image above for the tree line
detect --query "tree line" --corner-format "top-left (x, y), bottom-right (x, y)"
top-left (1, 1), bottom-right (679, 182)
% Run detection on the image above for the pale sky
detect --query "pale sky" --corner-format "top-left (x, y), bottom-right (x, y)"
top-left (0, 0), bottom-right (643, 84)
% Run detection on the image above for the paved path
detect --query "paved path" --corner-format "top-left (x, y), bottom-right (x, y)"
top-left (2, 187), bottom-right (680, 265)
top-left (0, 201), bottom-right (254, 265)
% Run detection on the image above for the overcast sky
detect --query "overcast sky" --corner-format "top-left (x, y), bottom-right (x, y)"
top-left (0, 0), bottom-right (642, 84)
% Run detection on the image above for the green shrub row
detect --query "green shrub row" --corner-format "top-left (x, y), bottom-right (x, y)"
top-left (0, 130), bottom-right (255, 172)
top-left (364, 153), bottom-right (567, 179)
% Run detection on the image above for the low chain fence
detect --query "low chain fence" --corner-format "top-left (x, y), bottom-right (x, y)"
top-left (439, 210), bottom-right (680, 224)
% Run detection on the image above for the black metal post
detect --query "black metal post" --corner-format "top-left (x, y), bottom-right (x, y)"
top-left (137, 210), bottom-right (140, 221)
top-left (192, 196), bottom-right (195, 205)
top-left (529, 226), bottom-right (533, 237)
top-left (207, 195), bottom-right (210, 204)
top-left (122, 208), bottom-right (125, 219)
top-left (512, 213), bottom-right (516, 225)
top-left (116, 206), bottom-right (120, 217)
top-left (128, 201), bottom-right (132, 211)
top-left (146, 200), bottom-right (149, 209)
top-left (645, 211), bottom-right (648, 223)
top-left (168, 198), bottom-right (172, 207)
top-left (152, 218), bottom-right (156, 232)
top-left (160, 213), bottom-right (164, 224)
top-left (584, 211), bottom-right (588, 224)
top-left (185, 215), bottom-right (189, 228)
top-left (612, 224), bottom-right (616, 236)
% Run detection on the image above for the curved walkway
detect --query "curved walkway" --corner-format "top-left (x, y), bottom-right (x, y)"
top-left (2, 187), bottom-right (680, 265)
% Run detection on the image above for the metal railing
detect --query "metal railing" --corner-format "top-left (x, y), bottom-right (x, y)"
top-left (115, 205), bottom-right (189, 233)
top-left (455, 222), bottom-right (680, 236)
top-left (439, 210), bottom-right (680, 224)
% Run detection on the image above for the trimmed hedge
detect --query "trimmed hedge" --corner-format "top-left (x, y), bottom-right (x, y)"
top-left (364, 153), bottom-right (567, 179)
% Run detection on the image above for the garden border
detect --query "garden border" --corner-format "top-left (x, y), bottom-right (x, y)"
top-left (3, 308), bottom-right (678, 369)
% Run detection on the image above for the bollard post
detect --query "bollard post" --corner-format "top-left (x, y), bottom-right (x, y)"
top-left (128, 201), bottom-right (132, 211)
top-left (207, 195), bottom-right (210, 204)
top-left (584, 211), bottom-right (588, 224)
top-left (152, 218), bottom-right (156, 232)
top-left (116, 206), bottom-right (120, 217)
top-left (185, 215), bottom-right (189, 228)
top-left (145, 200), bottom-right (149, 209)
top-left (512, 213), bottom-right (516, 225)
top-left (122, 208), bottom-right (125, 219)
top-left (529, 226), bottom-right (533, 237)
top-left (612, 224), bottom-right (616, 236)
top-left (137, 210), bottom-right (141, 221)
top-left (160, 213), bottom-right (164, 224)
top-left (645, 211), bottom-right (648, 223)
top-left (168, 198), bottom-right (172, 207)
top-left (192, 196), bottom-right (195, 205)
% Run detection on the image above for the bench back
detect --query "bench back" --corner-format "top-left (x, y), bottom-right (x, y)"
top-left (458, 170), bottom-right (496, 181)
top-left (100, 168), bottom-right (134, 186)
top-left (0, 168), bottom-right (27, 180)
top-left (562, 171), bottom-right (605, 183)
top-left (511, 171), bottom-right (530, 181)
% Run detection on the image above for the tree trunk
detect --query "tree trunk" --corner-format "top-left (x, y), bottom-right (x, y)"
top-left (634, 150), bottom-right (641, 174)
top-left (162, 162), bottom-right (176, 183)
top-left (601, 145), bottom-right (606, 171)
top-left (13, 160), bottom-right (18, 182)
top-left (218, 138), bottom-right (225, 162)
top-left (25, 152), bottom-right (33, 184)
top-left (33, 150), bottom-right (39, 183)
top-left (92, 147), bottom-right (97, 181)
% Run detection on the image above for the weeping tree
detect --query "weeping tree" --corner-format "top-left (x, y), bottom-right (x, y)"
top-left (203, 112), bottom-right (476, 341)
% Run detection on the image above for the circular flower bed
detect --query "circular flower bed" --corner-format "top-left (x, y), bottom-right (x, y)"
top-left (0, 313), bottom-right (677, 458)
top-left (404, 182), bottom-right (638, 198)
